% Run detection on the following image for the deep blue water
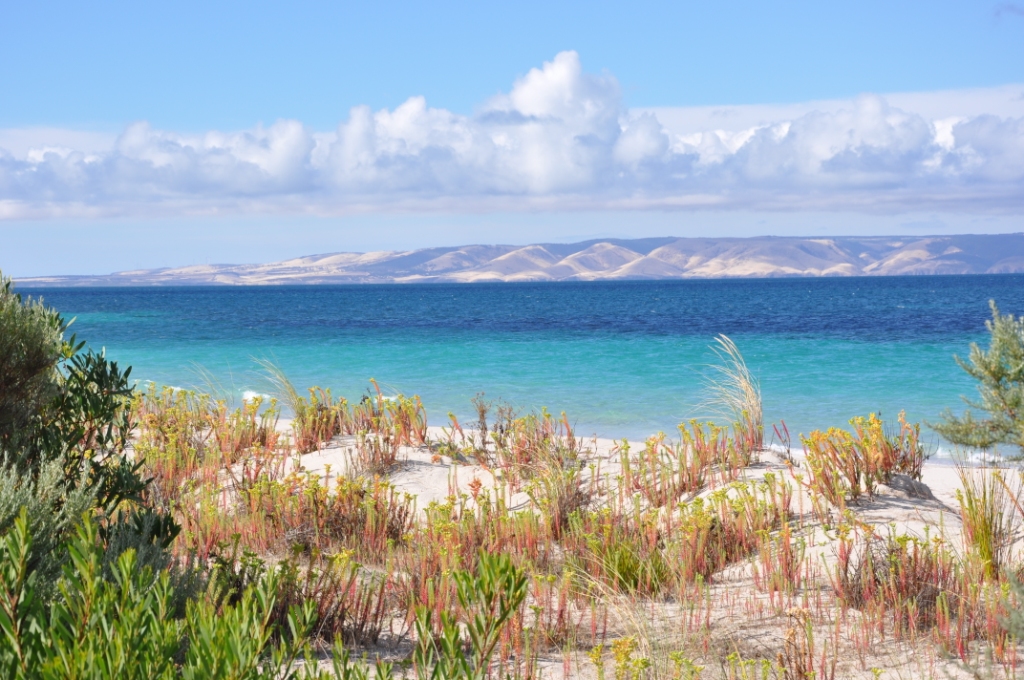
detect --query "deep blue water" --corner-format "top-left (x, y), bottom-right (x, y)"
top-left (21, 276), bottom-right (1024, 448)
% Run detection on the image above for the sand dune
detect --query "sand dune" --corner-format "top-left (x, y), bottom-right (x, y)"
top-left (18, 233), bottom-right (1024, 286)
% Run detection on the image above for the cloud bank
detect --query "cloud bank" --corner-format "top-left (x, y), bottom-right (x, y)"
top-left (2, 51), bottom-right (1024, 218)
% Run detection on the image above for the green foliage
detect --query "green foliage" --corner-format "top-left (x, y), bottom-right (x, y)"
top-left (0, 509), bottom-right (392, 680)
top-left (1, 509), bottom-right (185, 679)
top-left (413, 551), bottom-right (528, 680)
top-left (571, 513), bottom-right (669, 595)
top-left (0, 271), bottom-right (178, 552)
top-left (934, 301), bottom-right (1024, 459)
top-left (0, 275), bottom-right (64, 454)
top-left (1001, 576), bottom-right (1024, 643)
top-left (955, 467), bottom-right (1019, 580)
top-left (100, 509), bottom-right (201, 617)
top-left (0, 272), bottom-right (150, 513)
top-left (0, 459), bottom-right (96, 600)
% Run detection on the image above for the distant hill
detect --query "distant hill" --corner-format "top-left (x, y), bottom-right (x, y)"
top-left (17, 234), bottom-right (1024, 286)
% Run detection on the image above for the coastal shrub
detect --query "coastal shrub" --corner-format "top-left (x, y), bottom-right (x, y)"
top-left (933, 301), bottom-right (1024, 460)
top-left (0, 273), bottom-right (153, 541)
top-left (0, 275), bottom-right (186, 592)
top-left (0, 459), bottom-right (95, 600)
top-left (412, 551), bottom-right (528, 680)
top-left (28, 342), bottom-right (141, 512)
top-left (0, 444), bottom-right (196, 618)
top-left (0, 509), bottom-right (414, 680)
top-left (0, 274), bottom-right (63, 455)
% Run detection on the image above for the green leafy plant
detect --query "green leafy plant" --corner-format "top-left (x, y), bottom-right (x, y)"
top-left (0, 459), bottom-right (95, 600)
top-left (933, 301), bottom-right (1024, 459)
top-left (0, 275), bottom-right (64, 455)
top-left (0, 509), bottom-right (397, 680)
top-left (413, 551), bottom-right (528, 680)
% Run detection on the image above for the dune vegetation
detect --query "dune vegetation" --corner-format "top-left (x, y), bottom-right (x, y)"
top-left (3, 273), bottom-right (1024, 679)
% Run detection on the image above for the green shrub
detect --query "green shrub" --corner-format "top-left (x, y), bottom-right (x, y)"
top-left (0, 275), bottom-right (64, 455)
top-left (0, 271), bottom-right (179, 562)
top-left (0, 272), bottom-right (145, 513)
top-left (413, 551), bottom-right (528, 680)
top-left (0, 509), bottom-right (391, 680)
top-left (0, 459), bottom-right (95, 600)
top-left (933, 301), bottom-right (1024, 459)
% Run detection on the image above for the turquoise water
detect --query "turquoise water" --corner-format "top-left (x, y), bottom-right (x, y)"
top-left (22, 277), bottom-right (1024, 448)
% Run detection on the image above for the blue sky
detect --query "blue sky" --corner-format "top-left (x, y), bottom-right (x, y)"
top-left (2, 1), bottom-right (1024, 276)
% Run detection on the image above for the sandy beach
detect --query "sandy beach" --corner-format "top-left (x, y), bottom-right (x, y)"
top-left (277, 422), bottom-right (1016, 679)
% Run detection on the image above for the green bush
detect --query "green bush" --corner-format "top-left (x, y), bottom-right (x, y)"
top-left (0, 459), bottom-right (95, 600)
top-left (933, 301), bottom-right (1024, 459)
top-left (0, 509), bottom-right (384, 680)
top-left (413, 551), bottom-right (528, 680)
top-left (0, 272), bottom-right (146, 513)
top-left (0, 276), bottom-right (64, 455)
top-left (0, 271), bottom-right (179, 560)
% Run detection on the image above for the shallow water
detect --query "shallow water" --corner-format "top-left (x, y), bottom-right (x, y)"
top-left (22, 275), bottom-right (1024, 449)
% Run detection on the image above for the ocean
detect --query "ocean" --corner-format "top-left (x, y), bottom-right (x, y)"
top-left (21, 275), bottom-right (1024, 451)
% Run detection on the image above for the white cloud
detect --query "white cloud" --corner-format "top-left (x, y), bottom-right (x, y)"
top-left (1, 51), bottom-right (1023, 218)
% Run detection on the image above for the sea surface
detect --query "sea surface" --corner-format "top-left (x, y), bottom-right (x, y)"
top-left (21, 276), bottom-right (1024, 452)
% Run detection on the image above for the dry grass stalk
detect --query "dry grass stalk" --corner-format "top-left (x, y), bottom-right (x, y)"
top-left (703, 334), bottom-right (763, 456)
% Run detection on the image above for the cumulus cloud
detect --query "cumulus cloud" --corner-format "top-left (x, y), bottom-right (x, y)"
top-left (1, 51), bottom-right (1023, 218)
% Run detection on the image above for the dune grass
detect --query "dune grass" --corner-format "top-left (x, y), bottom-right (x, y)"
top-left (703, 334), bottom-right (763, 456)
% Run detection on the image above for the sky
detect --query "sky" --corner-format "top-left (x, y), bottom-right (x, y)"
top-left (2, 1), bottom-right (1024, 276)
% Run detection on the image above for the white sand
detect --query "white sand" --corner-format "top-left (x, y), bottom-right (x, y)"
top-left (280, 424), bottom-right (1020, 679)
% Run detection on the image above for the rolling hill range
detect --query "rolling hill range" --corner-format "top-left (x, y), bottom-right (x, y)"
top-left (17, 234), bottom-right (1024, 286)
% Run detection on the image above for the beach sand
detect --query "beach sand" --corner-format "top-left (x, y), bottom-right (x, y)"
top-left (280, 424), bottom-right (1015, 679)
